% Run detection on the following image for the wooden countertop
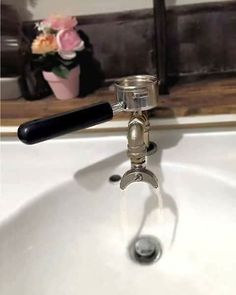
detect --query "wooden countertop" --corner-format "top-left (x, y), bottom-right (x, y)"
top-left (1, 77), bottom-right (236, 127)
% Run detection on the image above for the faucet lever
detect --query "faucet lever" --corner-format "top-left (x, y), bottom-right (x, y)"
top-left (120, 167), bottom-right (158, 190)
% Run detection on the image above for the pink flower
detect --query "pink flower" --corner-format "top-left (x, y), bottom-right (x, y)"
top-left (45, 15), bottom-right (78, 31)
top-left (57, 29), bottom-right (84, 51)
top-left (56, 29), bottom-right (84, 59)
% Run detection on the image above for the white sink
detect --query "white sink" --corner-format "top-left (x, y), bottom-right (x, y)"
top-left (1, 127), bottom-right (236, 295)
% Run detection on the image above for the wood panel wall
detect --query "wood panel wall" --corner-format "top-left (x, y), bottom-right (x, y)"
top-left (23, 1), bottom-right (236, 81)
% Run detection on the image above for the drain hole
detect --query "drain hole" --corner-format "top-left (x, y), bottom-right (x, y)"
top-left (129, 235), bottom-right (162, 264)
top-left (109, 174), bottom-right (121, 183)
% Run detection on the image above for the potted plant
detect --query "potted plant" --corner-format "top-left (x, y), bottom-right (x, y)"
top-left (32, 15), bottom-right (84, 100)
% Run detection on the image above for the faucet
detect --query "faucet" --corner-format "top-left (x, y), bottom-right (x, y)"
top-left (119, 112), bottom-right (158, 189)
top-left (114, 75), bottom-right (159, 189)
top-left (18, 75), bottom-right (159, 190)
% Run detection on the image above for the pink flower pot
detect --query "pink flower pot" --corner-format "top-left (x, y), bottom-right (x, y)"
top-left (43, 66), bottom-right (80, 100)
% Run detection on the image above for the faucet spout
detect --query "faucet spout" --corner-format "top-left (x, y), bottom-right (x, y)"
top-left (120, 167), bottom-right (158, 190)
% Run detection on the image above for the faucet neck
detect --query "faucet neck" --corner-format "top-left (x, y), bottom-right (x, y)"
top-left (120, 112), bottom-right (158, 190)
top-left (127, 113), bottom-right (147, 166)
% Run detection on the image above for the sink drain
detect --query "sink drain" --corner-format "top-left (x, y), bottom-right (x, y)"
top-left (129, 235), bottom-right (162, 264)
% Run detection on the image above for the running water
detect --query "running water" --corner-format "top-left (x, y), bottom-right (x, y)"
top-left (119, 184), bottom-right (163, 249)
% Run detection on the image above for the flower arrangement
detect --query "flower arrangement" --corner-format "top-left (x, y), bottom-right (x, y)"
top-left (32, 15), bottom-right (84, 78)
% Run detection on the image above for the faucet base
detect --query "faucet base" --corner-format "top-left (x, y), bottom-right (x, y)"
top-left (147, 141), bottom-right (158, 156)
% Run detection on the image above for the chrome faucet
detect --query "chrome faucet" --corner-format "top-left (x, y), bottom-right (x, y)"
top-left (18, 74), bottom-right (159, 190)
top-left (114, 75), bottom-right (159, 190)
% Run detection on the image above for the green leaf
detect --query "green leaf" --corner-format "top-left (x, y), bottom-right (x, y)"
top-left (52, 65), bottom-right (70, 79)
top-left (61, 60), bottom-right (73, 66)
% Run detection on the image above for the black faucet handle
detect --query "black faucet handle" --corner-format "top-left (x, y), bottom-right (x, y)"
top-left (18, 102), bottom-right (113, 145)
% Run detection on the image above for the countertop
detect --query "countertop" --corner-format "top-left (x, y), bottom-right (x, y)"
top-left (1, 77), bottom-right (236, 128)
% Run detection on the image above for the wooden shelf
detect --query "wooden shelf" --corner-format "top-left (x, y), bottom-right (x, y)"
top-left (1, 77), bottom-right (236, 127)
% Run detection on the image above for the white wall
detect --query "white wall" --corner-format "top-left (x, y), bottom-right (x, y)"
top-left (4, 0), bottom-right (229, 21)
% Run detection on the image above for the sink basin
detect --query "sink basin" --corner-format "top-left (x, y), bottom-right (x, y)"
top-left (1, 127), bottom-right (236, 295)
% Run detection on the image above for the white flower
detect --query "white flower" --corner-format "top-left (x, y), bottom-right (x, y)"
top-left (58, 51), bottom-right (77, 60)
top-left (58, 41), bottom-right (85, 60)
top-left (35, 21), bottom-right (51, 33)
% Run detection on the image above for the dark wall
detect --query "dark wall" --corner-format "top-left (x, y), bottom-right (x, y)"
top-left (23, 1), bottom-right (236, 80)
top-left (167, 1), bottom-right (236, 78)
top-left (78, 10), bottom-right (155, 79)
